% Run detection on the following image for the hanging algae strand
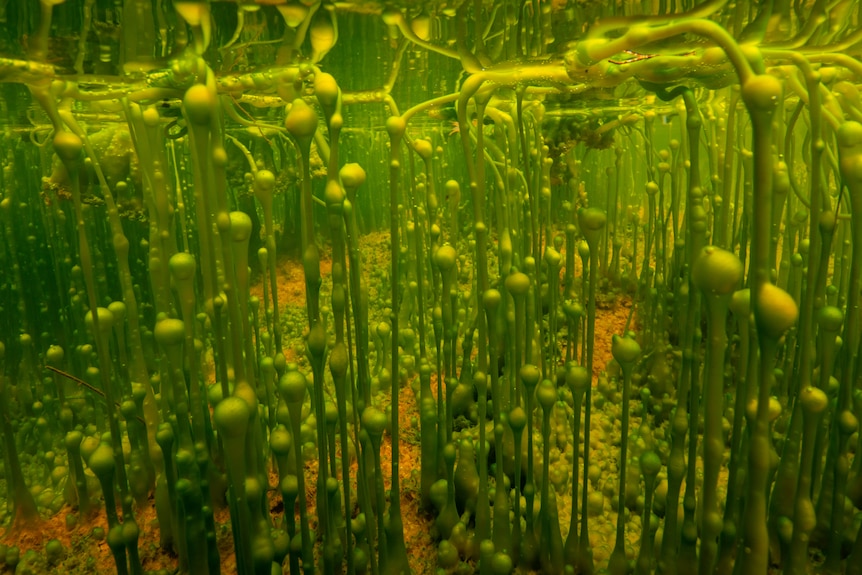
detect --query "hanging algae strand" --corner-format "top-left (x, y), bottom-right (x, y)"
top-left (3, 2), bottom-right (862, 575)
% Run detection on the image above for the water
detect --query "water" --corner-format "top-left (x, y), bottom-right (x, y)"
top-left (0, 1), bottom-right (861, 574)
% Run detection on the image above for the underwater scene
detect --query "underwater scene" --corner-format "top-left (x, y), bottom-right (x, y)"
top-left (1, 0), bottom-right (862, 574)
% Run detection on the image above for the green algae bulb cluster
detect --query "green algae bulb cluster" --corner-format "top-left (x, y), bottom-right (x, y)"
top-left (2, 2), bottom-right (862, 575)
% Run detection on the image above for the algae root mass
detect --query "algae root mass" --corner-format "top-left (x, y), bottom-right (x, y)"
top-left (1, 1), bottom-right (862, 575)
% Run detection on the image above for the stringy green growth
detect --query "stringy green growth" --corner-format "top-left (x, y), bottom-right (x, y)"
top-left (0, 2), bottom-right (861, 575)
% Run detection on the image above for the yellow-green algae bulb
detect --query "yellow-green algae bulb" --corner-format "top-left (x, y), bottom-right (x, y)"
top-left (85, 307), bottom-right (114, 334)
top-left (483, 288), bottom-right (501, 310)
top-left (413, 139), bottom-right (433, 160)
top-left (183, 84), bottom-right (216, 126)
top-left (817, 306), bottom-right (844, 332)
top-left (578, 207), bottom-right (607, 231)
top-left (361, 406), bottom-right (387, 437)
top-left (544, 246), bottom-right (562, 268)
top-left (435, 245), bottom-right (457, 271)
top-left (611, 334), bottom-right (642, 365)
top-left (154, 318), bottom-right (185, 347)
top-left (214, 396), bottom-right (251, 439)
top-left (741, 74), bottom-right (782, 112)
top-left (53, 131), bottom-right (83, 162)
top-left (505, 271), bottom-right (530, 296)
top-left (537, 379), bottom-right (558, 410)
top-left (756, 283), bottom-right (798, 338)
top-left (279, 371), bottom-right (308, 404)
top-left (566, 365), bottom-right (590, 394)
top-left (88, 443), bottom-right (115, 477)
top-left (169, 253), bottom-right (196, 281)
top-left (799, 386), bottom-right (828, 415)
top-left (693, 246), bottom-right (743, 296)
top-left (254, 170), bottom-right (276, 199)
top-left (229, 212), bottom-right (252, 243)
top-left (340, 163), bottom-right (366, 189)
top-left (508, 406), bottom-right (527, 432)
top-left (285, 98), bottom-right (318, 139)
top-left (315, 72), bottom-right (339, 108)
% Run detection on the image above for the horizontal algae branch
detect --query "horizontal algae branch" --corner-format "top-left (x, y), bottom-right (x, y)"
top-left (1, 1), bottom-right (862, 574)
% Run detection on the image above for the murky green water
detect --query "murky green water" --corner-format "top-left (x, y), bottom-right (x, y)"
top-left (0, 1), bottom-right (861, 574)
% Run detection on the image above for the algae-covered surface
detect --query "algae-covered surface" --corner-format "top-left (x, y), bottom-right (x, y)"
top-left (2, 1), bottom-right (862, 575)
top-left (0, 236), bottom-right (632, 574)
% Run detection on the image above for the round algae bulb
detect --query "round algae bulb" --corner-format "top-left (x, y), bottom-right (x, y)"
top-left (693, 246), bottom-right (743, 296)
top-left (817, 306), bottom-right (843, 332)
top-left (741, 74), bottom-right (781, 111)
top-left (53, 131), bottom-right (83, 162)
top-left (491, 552), bottom-right (513, 575)
top-left (544, 246), bottom-right (561, 268)
top-left (183, 84), bottom-right (215, 126)
top-left (566, 365), bottom-right (590, 394)
top-left (537, 379), bottom-right (558, 411)
top-left (376, 322), bottom-right (391, 339)
top-left (46, 345), bottom-right (64, 365)
top-left (280, 4), bottom-right (308, 27)
top-left (837, 120), bottom-right (862, 148)
top-left (508, 406), bottom-right (527, 432)
top-left (329, 343), bottom-right (348, 378)
top-left (340, 163), bottom-right (366, 189)
top-left (229, 211), bottom-right (253, 243)
top-left (85, 307), bottom-right (114, 334)
top-left (214, 396), bottom-right (251, 439)
top-left (310, 9), bottom-right (336, 55)
top-left (444, 180), bottom-right (460, 200)
top-left (386, 115), bottom-right (406, 137)
top-left (768, 397), bottom-right (782, 421)
top-left (482, 288), bottom-right (501, 310)
top-left (438, 540), bottom-right (459, 570)
top-left (564, 300), bottom-right (584, 319)
top-left (819, 210), bottom-right (837, 235)
top-left (729, 289), bottom-right (750, 317)
top-left (142, 107), bottom-right (160, 127)
top-left (212, 146), bottom-right (227, 167)
top-left (307, 323), bottom-right (326, 358)
top-left (756, 283), bottom-right (798, 338)
top-left (838, 410), bottom-right (858, 435)
top-left (640, 450), bottom-right (662, 477)
top-left (254, 169), bottom-right (276, 195)
top-left (587, 491), bottom-right (604, 516)
top-left (505, 271), bottom-right (530, 296)
top-left (65, 430), bottom-right (83, 451)
top-left (169, 253), bottom-right (196, 281)
top-left (314, 72), bottom-right (339, 107)
top-left (279, 370), bottom-right (308, 404)
top-left (520, 364), bottom-right (541, 388)
top-left (154, 318), bottom-right (185, 347)
top-left (434, 245), bottom-right (457, 271)
top-left (324, 180), bottom-right (345, 207)
top-left (45, 540), bottom-right (65, 565)
top-left (108, 301), bottom-right (126, 323)
top-left (410, 13), bottom-right (431, 41)
top-left (361, 406), bottom-right (387, 436)
top-left (88, 443), bottom-right (115, 477)
top-left (578, 207), bottom-right (607, 231)
top-left (413, 139), bottom-right (433, 159)
top-left (285, 98), bottom-right (318, 139)
top-left (800, 386), bottom-right (828, 414)
top-left (611, 334), bottom-right (642, 365)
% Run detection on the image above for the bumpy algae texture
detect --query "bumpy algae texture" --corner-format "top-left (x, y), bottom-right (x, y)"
top-left (1, 1), bottom-right (862, 575)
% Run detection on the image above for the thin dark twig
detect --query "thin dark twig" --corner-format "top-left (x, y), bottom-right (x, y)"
top-left (46, 365), bottom-right (146, 425)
